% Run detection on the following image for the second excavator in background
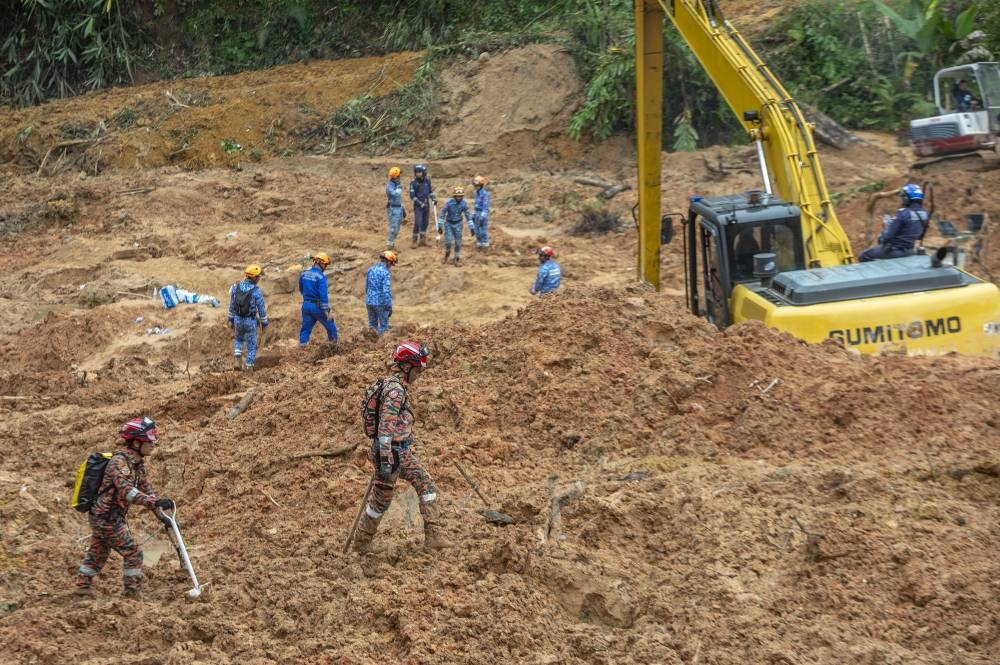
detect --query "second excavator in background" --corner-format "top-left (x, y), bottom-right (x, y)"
top-left (634, 0), bottom-right (1000, 358)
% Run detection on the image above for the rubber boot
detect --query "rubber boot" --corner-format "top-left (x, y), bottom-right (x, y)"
top-left (421, 501), bottom-right (448, 550)
top-left (411, 236), bottom-right (418, 249)
top-left (352, 514), bottom-right (381, 553)
top-left (233, 354), bottom-right (242, 370)
top-left (74, 575), bottom-right (94, 595)
top-left (418, 233), bottom-right (427, 246)
top-left (122, 583), bottom-right (142, 600)
top-left (443, 248), bottom-right (451, 264)
top-left (453, 255), bottom-right (461, 266)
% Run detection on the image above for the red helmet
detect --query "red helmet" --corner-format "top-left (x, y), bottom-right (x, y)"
top-left (120, 416), bottom-right (158, 443)
top-left (393, 341), bottom-right (429, 368)
top-left (537, 246), bottom-right (555, 258)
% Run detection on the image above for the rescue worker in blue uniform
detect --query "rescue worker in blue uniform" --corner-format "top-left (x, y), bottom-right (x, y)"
top-left (386, 166), bottom-right (405, 250)
top-left (859, 184), bottom-right (928, 262)
top-left (472, 175), bottom-right (491, 251)
top-left (228, 264), bottom-right (268, 371)
top-left (299, 252), bottom-right (338, 347)
top-left (437, 186), bottom-right (473, 265)
top-left (531, 246), bottom-right (562, 295)
top-left (365, 250), bottom-right (397, 337)
top-left (408, 164), bottom-right (436, 248)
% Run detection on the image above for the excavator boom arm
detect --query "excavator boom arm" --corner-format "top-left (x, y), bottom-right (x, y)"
top-left (637, 0), bottom-right (854, 270)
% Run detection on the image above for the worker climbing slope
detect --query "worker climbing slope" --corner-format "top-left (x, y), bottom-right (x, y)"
top-left (299, 252), bottom-right (338, 348)
top-left (228, 264), bottom-right (268, 371)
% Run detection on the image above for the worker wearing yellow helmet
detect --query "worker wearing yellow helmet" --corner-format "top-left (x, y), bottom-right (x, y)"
top-left (227, 264), bottom-right (269, 371)
top-left (471, 175), bottom-right (491, 251)
top-left (436, 186), bottom-right (473, 266)
top-left (365, 250), bottom-right (397, 337)
top-left (385, 166), bottom-right (406, 250)
top-left (298, 252), bottom-right (339, 348)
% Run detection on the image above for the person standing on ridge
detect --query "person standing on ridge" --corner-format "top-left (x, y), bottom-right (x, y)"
top-left (859, 184), bottom-right (928, 262)
top-left (299, 252), bottom-right (339, 347)
top-left (353, 341), bottom-right (446, 553)
top-left (408, 164), bottom-right (436, 248)
top-left (365, 250), bottom-right (397, 337)
top-left (228, 264), bottom-right (268, 371)
top-left (75, 416), bottom-right (175, 598)
top-left (471, 175), bottom-right (491, 252)
top-left (386, 166), bottom-right (405, 250)
top-left (530, 246), bottom-right (562, 296)
top-left (437, 186), bottom-right (472, 266)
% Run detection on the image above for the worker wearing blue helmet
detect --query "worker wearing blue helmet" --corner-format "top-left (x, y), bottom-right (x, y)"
top-left (859, 184), bottom-right (928, 262)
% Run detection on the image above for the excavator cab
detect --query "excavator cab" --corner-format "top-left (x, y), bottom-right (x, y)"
top-left (678, 191), bottom-right (805, 326)
top-left (909, 62), bottom-right (1000, 158)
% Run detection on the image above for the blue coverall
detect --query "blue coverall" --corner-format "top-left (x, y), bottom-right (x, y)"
top-left (859, 205), bottom-right (927, 262)
top-left (299, 265), bottom-right (338, 345)
top-left (437, 197), bottom-right (472, 260)
top-left (409, 176), bottom-right (436, 242)
top-left (228, 279), bottom-right (268, 367)
top-left (473, 186), bottom-right (491, 248)
top-left (386, 179), bottom-right (405, 249)
top-left (365, 262), bottom-right (393, 335)
top-left (531, 260), bottom-right (562, 295)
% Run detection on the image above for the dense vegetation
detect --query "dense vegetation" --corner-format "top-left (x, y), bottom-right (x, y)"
top-left (2, 0), bottom-right (995, 150)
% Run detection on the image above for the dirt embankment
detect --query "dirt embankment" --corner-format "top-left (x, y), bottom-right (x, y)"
top-left (1, 37), bottom-right (999, 665)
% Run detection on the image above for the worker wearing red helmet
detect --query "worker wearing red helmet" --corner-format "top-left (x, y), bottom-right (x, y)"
top-left (530, 245), bottom-right (561, 295)
top-left (353, 341), bottom-right (446, 552)
top-left (75, 417), bottom-right (175, 598)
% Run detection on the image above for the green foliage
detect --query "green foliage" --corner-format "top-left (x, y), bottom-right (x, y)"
top-left (1, 0), bottom-right (140, 107)
top-left (763, 0), bottom-right (926, 130)
top-left (15, 126), bottom-right (33, 145)
top-left (873, 0), bottom-right (981, 69)
top-left (672, 111), bottom-right (699, 153)
top-left (220, 138), bottom-right (242, 154)
top-left (569, 44), bottom-right (634, 140)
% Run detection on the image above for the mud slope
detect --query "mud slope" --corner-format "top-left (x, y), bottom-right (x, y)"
top-left (1, 33), bottom-right (1000, 665)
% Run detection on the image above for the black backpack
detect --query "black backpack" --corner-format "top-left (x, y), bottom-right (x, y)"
top-left (361, 379), bottom-right (387, 439)
top-left (70, 452), bottom-right (123, 512)
top-left (232, 285), bottom-right (257, 318)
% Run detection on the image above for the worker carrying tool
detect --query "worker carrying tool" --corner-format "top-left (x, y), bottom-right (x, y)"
top-left (408, 164), bottom-right (436, 248)
top-left (437, 186), bottom-right (473, 266)
top-left (385, 166), bottom-right (406, 250)
top-left (75, 417), bottom-right (175, 598)
top-left (859, 184), bottom-right (928, 262)
top-left (299, 252), bottom-right (339, 347)
top-left (365, 250), bottom-right (397, 337)
top-left (228, 263), bottom-right (268, 371)
top-left (352, 341), bottom-right (447, 553)
top-left (530, 245), bottom-right (562, 295)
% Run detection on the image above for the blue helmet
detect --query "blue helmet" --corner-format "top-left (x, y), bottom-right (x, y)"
top-left (901, 184), bottom-right (924, 202)
top-left (414, 164), bottom-right (427, 174)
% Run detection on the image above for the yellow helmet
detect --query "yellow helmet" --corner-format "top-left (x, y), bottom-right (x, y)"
top-left (388, 166), bottom-right (401, 178)
top-left (472, 175), bottom-right (487, 186)
top-left (453, 186), bottom-right (465, 197)
top-left (381, 250), bottom-right (398, 265)
top-left (312, 252), bottom-right (330, 267)
top-left (244, 264), bottom-right (262, 278)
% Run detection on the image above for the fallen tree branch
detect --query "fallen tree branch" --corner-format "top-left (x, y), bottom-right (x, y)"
top-left (225, 388), bottom-right (257, 421)
top-left (574, 177), bottom-right (614, 189)
top-left (454, 461), bottom-right (492, 507)
top-left (598, 183), bottom-right (631, 200)
top-left (286, 443), bottom-right (358, 461)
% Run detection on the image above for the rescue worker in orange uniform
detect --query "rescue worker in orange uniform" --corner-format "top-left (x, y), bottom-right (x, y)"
top-left (353, 341), bottom-right (446, 552)
top-left (75, 417), bottom-right (174, 597)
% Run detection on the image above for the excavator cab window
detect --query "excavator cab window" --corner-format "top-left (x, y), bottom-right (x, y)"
top-left (726, 222), bottom-right (804, 282)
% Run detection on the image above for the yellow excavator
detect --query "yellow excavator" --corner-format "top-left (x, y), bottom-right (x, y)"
top-left (636, 0), bottom-right (1000, 358)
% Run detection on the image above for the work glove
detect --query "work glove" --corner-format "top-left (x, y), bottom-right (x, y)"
top-left (228, 319), bottom-right (235, 328)
top-left (261, 320), bottom-right (269, 328)
top-left (387, 306), bottom-right (392, 318)
top-left (155, 498), bottom-right (175, 510)
top-left (376, 462), bottom-right (393, 482)
top-left (469, 227), bottom-right (476, 237)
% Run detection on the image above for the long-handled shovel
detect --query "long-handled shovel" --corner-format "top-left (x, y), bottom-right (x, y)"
top-left (432, 200), bottom-right (441, 243)
top-left (343, 475), bottom-right (375, 554)
top-left (157, 505), bottom-right (203, 599)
